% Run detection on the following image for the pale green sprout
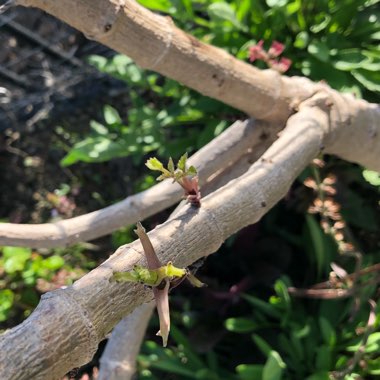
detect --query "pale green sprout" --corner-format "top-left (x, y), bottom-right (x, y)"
top-left (146, 153), bottom-right (201, 207)
top-left (112, 262), bottom-right (187, 287)
top-left (145, 153), bottom-right (197, 182)
top-left (111, 222), bottom-right (205, 347)
top-left (112, 261), bottom-right (205, 289)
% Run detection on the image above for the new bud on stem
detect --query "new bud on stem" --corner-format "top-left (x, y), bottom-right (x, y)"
top-left (146, 153), bottom-right (201, 207)
top-left (111, 222), bottom-right (206, 346)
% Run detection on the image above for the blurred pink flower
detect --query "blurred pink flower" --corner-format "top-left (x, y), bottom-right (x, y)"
top-left (248, 39), bottom-right (292, 73)
top-left (270, 57), bottom-right (292, 73)
top-left (268, 40), bottom-right (285, 57)
top-left (249, 40), bottom-right (266, 62)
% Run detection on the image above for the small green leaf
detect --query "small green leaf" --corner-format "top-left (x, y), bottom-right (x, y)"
top-left (236, 364), bottom-right (264, 380)
top-left (208, 2), bottom-right (244, 30)
top-left (137, 0), bottom-right (173, 14)
top-left (87, 55), bottom-right (107, 70)
top-left (294, 31), bottom-right (309, 49)
top-left (358, 332), bottom-right (380, 353)
top-left (146, 157), bottom-right (164, 172)
top-left (225, 318), bottom-right (258, 333)
top-left (308, 40), bottom-right (330, 63)
top-left (363, 169), bottom-right (380, 186)
top-left (186, 272), bottom-right (206, 288)
top-left (104, 105), bottom-right (122, 125)
top-left (315, 345), bottom-right (332, 370)
top-left (167, 157), bottom-right (175, 173)
top-left (61, 137), bottom-right (128, 166)
top-left (187, 166), bottom-right (197, 175)
top-left (263, 351), bottom-right (286, 380)
top-left (333, 49), bottom-right (374, 71)
top-left (177, 153), bottom-right (188, 171)
top-left (319, 316), bottom-right (336, 347)
top-left (42, 256), bottom-right (65, 271)
top-left (0, 289), bottom-right (14, 322)
top-left (352, 69), bottom-right (380, 92)
top-left (367, 357), bottom-right (380, 375)
top-left (266, 0), bottom-right (288, 7)
top-left (90, 120), bottom-right (108, 135)
top-left (310, 15), bottom-right (331, 33)
top-left (3, 247), bottom-right (32, 274)
top-left (243, 294), bottom-right (282, 319)
top-left (274, 279), bottom-right (291, 307)
top-left (252, 334), bottom-right (274, 357)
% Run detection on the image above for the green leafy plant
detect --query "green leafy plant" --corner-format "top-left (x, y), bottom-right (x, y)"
top-left (226, 277), bottom-right (379, 379)
top-left (13, 1), bottom-right (378, 378)
top-left (0, 244), bottom-right (96, 327)
top-left (59, 0), bottom-right (379, 170)
top-left (135, 155), bottom-right (379, 380)
top-left (138, 325), bottom-right (237, 380)
top-left (60, 55), bottom-right (232, 167)
top-left (138, 0), bottom-right (380, 99)
top-left (0, 246), bottom-right (64, 324)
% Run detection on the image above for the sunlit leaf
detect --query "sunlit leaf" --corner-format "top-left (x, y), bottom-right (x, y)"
top-left (225, 318), bottom-right (258, 333)
top-left (146, 157), bottom-right (164, 172)
top-left (177, 153), bottom-right (188, 171)
top-left (167, 157), bottom-right (175, 173)
top-left (363, 169), bottom-right (380, 186)
top-left (263, 351), bottom-right (286, 380)
top-left (104, 105), bottom-right (122, 125)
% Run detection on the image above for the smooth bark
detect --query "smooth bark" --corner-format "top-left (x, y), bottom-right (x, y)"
top-left (0, 2), bottom-right (378, 379)
top-left (15, 0), bottom-right (322, 123)
top-left (0, 119), bottom-right (277, 247)
top-left (97, 302), bottom-right (155, 380)
top-left (0, 101), bottom-right (325, 379)
top-left (2, 0), bottom-right (379, 249)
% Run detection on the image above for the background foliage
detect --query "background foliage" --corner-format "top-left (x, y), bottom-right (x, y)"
top-left (0, 0), bottom-right (379, 379)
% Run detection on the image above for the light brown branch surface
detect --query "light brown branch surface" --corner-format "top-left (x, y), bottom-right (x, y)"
top-left (16, 0), bottom-right (321, 123)
top-left (0, 104), bottom-right (325, 380)
top-left (15, 1), bottom-right (378, 140)
top-left (95, 160), bottom-right (261, 379)
top-left (2, 0), bottom-right (379, 249)
top-left (0, 119), bottom-right (274, 248)
top-left (0, 2), bottom-right (378, 379)
top-left (97, 301), bottom-right (155, 380)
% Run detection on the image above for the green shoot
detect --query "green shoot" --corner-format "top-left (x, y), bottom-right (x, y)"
top-left (146, 153), bottom-right (201, 206)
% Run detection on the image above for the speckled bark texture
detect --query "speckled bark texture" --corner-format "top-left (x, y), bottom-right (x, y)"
top-left (14, 0), bottom-right (380, 168)
top-left (0, 119), bottom-right (275, 248)
top-left (98, 302), bottom-right (155, 380)
top-left (2, 0), bottom-right (380, 249)
top-left (0, 105), bottom-right (324, 379)
top-left (0, 1), bottom-right (379, 379)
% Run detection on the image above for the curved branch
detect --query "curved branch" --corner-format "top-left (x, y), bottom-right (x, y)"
top-left (0, 107), bottom-right (324, 379)
top-left (0, 119), bottom-right (277, 248)
top-left (322, 89), bottom-right (380, 171)
top-left (97, 301), bottom-right (155, 380)
top-left (12, 0), bottom-right (379, 168)
top-left (15, 0), bottom-right (321, 123)
top-left (3, 1), bottom-right (379, 249)
top-left (95, 156), bottom-right (265, 379)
